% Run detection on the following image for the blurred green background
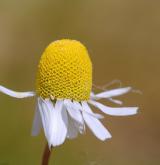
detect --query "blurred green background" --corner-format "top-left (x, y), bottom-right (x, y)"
top-left (0, 0), bottom-right (159, 164)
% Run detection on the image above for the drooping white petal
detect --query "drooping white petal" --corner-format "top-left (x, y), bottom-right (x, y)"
top-left (51, 100), bottom-right (68, 146)
top-left (67, 116), bottom-right (79, 139)
top-left (89, 100), bottom-right (138, 116)
top-left (73, 101), bottom-right (104, 119)
top-left (108, 98), bottom-right (123, 105)
top-left (81, 101), bottom-right (112, 141)
top-left (69, 102), bottom-right (85, 134)
top-left (0, 85), bottom-right (35, 98)
top-left (64, 99), bottom-right (84, 125)
top-left (92, 87), bottom-right (132, 99)
top-left (31, 102), bottom-right (42, 136)
top-left (38, 98), bottom-right (53, 148)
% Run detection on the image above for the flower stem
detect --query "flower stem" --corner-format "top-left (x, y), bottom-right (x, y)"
top-left (42, 144), bottom-right (52, 165)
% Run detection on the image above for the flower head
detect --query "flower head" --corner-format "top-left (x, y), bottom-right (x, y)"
top-left (36, 39), bottom-right (92, 101)
top-left (0, 39), bottom-right (138, 148)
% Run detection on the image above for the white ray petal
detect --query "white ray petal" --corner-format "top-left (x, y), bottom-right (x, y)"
top-left (74, 120), bottom-right (85, 134)
top-left (71, 102), bottom-right (86, 134)
top-left (108, 98), bottom-right (123, 105)
top-left (31, 102), bottom-right (42, 136)
top-left (64, 99), bottom-right (84, 125)
top-left (92, 87), bottom-right (132, 99)
top-left (73, 101), bottom-right (104, 119)
top-left (81, 101), bottom-right (112, 141)
top-left (38, 98), bottom-right (53, 148)
top-left (0, 85), bottom-right (35, 98)
top-left (67, 116), bottom-right (79, 139)
top-left (89, 100), bottom-right (138, 116)
top-left (64, 100), bottom-right (85, 134)
top-left (51, 100), bottom-right (68, 146)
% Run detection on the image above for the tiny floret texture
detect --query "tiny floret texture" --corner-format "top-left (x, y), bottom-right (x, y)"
top-left (36, 39), bottom-right (92, 101)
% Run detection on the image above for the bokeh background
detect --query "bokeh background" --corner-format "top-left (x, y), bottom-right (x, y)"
top-left (0, 0), bottom-right (159, 164)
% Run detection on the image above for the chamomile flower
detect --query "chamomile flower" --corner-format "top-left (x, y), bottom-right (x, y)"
top-left (0, 39), bottom-right (138, 147)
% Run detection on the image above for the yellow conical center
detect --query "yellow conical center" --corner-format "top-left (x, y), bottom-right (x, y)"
top-left (36, 39), bottom-right (92, 101)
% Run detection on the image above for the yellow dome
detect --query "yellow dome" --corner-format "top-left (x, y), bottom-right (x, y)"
top-left (36, 39), bottom-right (92, 101)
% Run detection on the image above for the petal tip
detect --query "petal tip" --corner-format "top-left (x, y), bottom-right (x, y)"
top-left (101, 134), bottom-right (112, 141)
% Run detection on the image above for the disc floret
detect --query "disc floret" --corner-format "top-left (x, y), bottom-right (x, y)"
top-left (36, 39), bottom-right (92, 101)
